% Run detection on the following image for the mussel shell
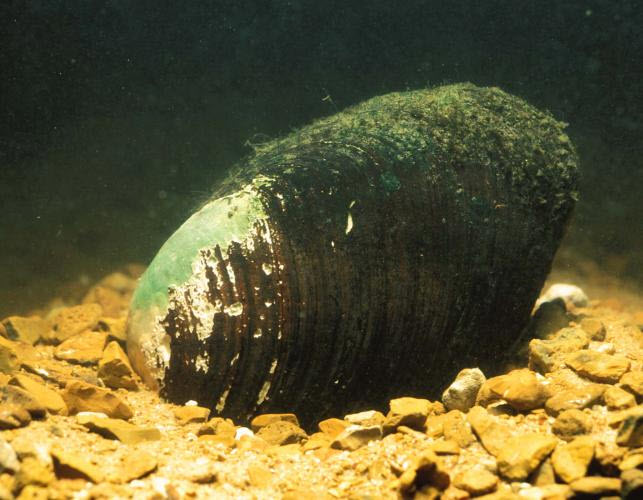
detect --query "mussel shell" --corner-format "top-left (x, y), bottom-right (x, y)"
top-left (127, 83), bottom-right (578, 427)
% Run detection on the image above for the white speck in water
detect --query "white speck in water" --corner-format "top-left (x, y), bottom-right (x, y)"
top-left (224, 302), bottom-right (243, 316)
top-left (331, 240), bottom-right (335, 248)
top-left (253, 328), bottom-right (263, 338)
top-left (264, 301), bottom-right (273, 308)
top-left (230, 353), bottom-right (239, 366)
top-left (262, 263), bottom-right (273, 275)
top-left (345, 212), bottom-right (353, 234)
top-left (349, 200), bottom-right (356, 208)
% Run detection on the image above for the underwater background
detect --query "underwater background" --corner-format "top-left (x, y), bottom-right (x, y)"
top-left (1, 0), bottom-right (641, 316)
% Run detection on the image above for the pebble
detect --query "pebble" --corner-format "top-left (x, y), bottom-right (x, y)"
top-left (398, 449), bottom-right (450, 496)
top-left (442, 367), bottom-right (486, 412)
top-left (531, 458), bottom-right (556, 486)
top-left (477, 368), bottom-right (548, 412)
top-left (569, 476), bottom-right (621, 496)
top-left (82, 285), bottom-right (125, 318)
top-left (344, 409), bottom-right (386, 427)
top-left (496, 433), bottom-right (557, 481)
top-left (528, 327), bottom-right (588, 374)
top-left (544, 384), bottom-right (605, 416)
top-left (384, 396), bottom-right (433, 432)
top-left (9, 374), bottom-right (67, 415)
top-left (247, 464), bottom-right (272, 488)
top-left (53, 330), bottom-right (108, 365)
top-left (197, 417), bottom-right (236, 438)
top-left (50, 304), bottom-right (103, 343)
top-left (580, 318), bottom-right (607, 341)
top-left (97, 317), bottom-right (127, 343)
top-left (620, 449), bottom-right (643, 471)
top-left (442, 410), bottom-right (476, 448)
top-left (302, 432), bottom-right (331, 451)
top-left (620, 371), bottom-right (643, 401)
top-left (607, 404), bottom-right (643, 428)
top-left (0, 438), bottom-right (19, 473)
top-left (111, 450), bottom-right (158, 483)
top-left (173, 405), bottom-right (210, 425)
top-left (50, 446), bottom-right (104, 483)
top-left (453, 468), bottom-right (498, 496)
top-left (0, 384), bottom-right (46, 418)
top-left (0, 316), bottom-right (49, 345)
top-left (318, 417), bottom-right (349, 438)
top-left (250, 413), bottom-right (299, 432)
top-left (552, 409), bottom-right (592, 441)
top-left (430, 439), bottom-right (460, 456)
top-left (565, 349), bottom-right (631, 383)
top-left (255, 420), bottom-right (307, 446)
top-left (0, 403), bottom-right (31, 429)
top-left (14, 456), bottom-right (55, 491)
top-left (97, 341), bottom-right (138, 390)
top-left (467, 406), bottom-right (513, 457)
top-left (77, 413), bottom-right (161, 444)
top-left (621, 468), bottom-right (643, 500)
top-left (616, 409), bottom-right (643, 447)
top-left (536, 283), bottom-right (589, 309)
top-left (61, 380), bottom-right (133, 419)
top-left (0, 336), bottom-right (19, 374)
top-left (604, 385), bottom-right (636, 410)
top-left (331, 425), bottom-right (382, 451)
top-left (550, 436), bottom-right (594, 483)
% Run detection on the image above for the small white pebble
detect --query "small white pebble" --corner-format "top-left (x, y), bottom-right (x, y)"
top-left (536, 283), bottom-right (589, 309)
top-left (184, 400), bottom-right (198, 406)
top-left (235, 427), bottom-right (254, 440)
top-left (590, 342), bottom-right (615, 354)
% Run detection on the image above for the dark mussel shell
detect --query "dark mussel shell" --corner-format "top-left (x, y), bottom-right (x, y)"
top-left (127, 83), bottom-right (579, 427)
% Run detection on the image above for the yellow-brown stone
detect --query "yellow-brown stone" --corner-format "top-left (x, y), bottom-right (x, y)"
top-left (54, 330), bottom-right (108, 365)
top-left (173, 405), bottom-right (211, 425)
top-left (477, 369), bottom-right (548, 412)
top-left (50, 447), bottom-right (104, 483)
top-left (552, 409), bottom-right (592, 441)
top-left (604, 385), bottom-right (636, 410)
top-left (62, 380), bottom-right (133, 419)
top-left (77, 413), bottom-right (161, 444)
top-left (250, 413), bottom-right (299, 432)
top-left (97, 341), bottom-right (138, 390)
top-left (0, 316), bottom-right (49, 345)
top-left (496, 433), bottom-right (557, 481)
top-left (544, 384), bottom-right (605, 416)
top-left (255, 420), bottom-right (307, 446)
top-left (565, 349), bottom-right (630, 383)
top-left (551, 436), bottom-right (594, 483)
top-left (9, 374), bottom-right (67, 415)
top-left (318, 417), bottom-right (349, 438)
top-left (50, 304), bottom-right (103, 343)
top-left (453, 468), bottom-right (498, 496)
top-left (384, 396), bottom-right (433, 432)
top-left (467, 406), bottom-right (514, 457)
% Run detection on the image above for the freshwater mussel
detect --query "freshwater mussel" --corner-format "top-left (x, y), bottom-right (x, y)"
top-left (127, 83), bottom-right (579, 427)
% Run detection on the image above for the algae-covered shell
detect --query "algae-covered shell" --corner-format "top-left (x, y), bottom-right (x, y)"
top-left (127, 83), bottom-right (578, 426)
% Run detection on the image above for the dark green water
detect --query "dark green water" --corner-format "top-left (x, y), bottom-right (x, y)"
top-left (1, 1), bottom-right (641, 316)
